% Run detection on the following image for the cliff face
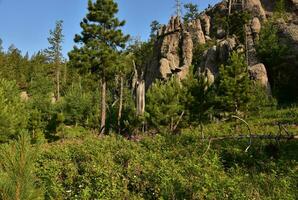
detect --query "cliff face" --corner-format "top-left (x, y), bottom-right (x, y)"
top-left (145, 0), bottom-right (298, 97)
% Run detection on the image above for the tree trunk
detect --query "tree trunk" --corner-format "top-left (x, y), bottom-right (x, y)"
top-left (118, 75), bottom-right (124, 133)
top-left (56, 65), bottom-right (60, 101)
top-left (136, 80), bottom-right (145, 116)
top-left (100, 77), bottom-right (106, 135)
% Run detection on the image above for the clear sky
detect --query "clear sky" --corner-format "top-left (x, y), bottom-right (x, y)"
top-left (0, 0), bottom-right (220, 57)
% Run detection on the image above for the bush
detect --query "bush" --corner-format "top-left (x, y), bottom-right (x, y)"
top-left (34, 129), bottom-right (298, 199)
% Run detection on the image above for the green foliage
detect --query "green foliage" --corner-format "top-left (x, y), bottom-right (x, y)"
top-left (44, 20), bottom-right (65, 100)
top-left (214, 52), bottom-right (252, 116)
top-left (274, 0), bottom-right (287, 19)
top-left (60, 83), bottom-right (93, 126)
top-left (69, 0), bottom-right (129, 80)
top-left (27, 75), bottom-right (54, 136)
top-left (44, 20), bottom-right (64, 64)
top-left (0, 79), bottom-right (27, 142)
top-left (149, 20), bottom-right (161, 39)
top-left (182, 68), bottom-right (215, 123)
top-left (256, 21), bottom-right (287, 69)
top-left (0, 133), bottom-right (42, 199)
top-left (34, 121), bottom-right (298, 199)
top-left (183, 3), bottom-right (199, 23)
top-left (0, 38), bottom-right (3, 53)
top-left (256, 20), bottom-right (298, 103)
top-left (213, 11), bottom-right (251, 42)
top-left (146, 78), bottom-right (185, 131)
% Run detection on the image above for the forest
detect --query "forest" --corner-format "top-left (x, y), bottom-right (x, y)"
top-left (0, 0), bottom-right (297, 199)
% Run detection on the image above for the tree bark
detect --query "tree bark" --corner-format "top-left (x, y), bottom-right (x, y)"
top-left (118, 75), bottom-right (124, 133)
top-left (56, 65), bottom-right (60, 101)
top-left (100, 77), bottom-right (106, 135)
top-left (136, 80), bottom-right (145, 116)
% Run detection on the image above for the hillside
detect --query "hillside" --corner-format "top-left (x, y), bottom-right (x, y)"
top-left (0, 0), bottom-right (297, 199)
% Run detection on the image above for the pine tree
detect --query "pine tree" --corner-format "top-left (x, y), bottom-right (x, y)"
top-left (0, 38), bottom-right (3, 53)
top-left (183, 3), bottom-right (199, 22)
top-left (150, 20), bottom-right (161, 39)
top-left (45, 20), bottom-right (64, 101)
top-left (146, 78), bottom-right (185, 132)
top-left (69, 0), bottom-right (129, 134)
top-left (0, 133), bottom-right (42, 200)
top-left (0, 79), bottom-right (27, 142)
top-left (214, 52), bottom-right (252, 116)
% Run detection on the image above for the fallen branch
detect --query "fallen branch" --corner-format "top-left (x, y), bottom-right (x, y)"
top-left (232, 115), bottom-right (252, 152)
top-left (201, 139), bottom-right (212, 157)
top-left (201, 134), bottom-right (298, 141)
top-left (172, 111), bottom-right (185, 132)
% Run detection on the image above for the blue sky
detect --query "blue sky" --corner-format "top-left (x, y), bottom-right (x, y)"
top-left (0, 0), bottom-right (220, 57)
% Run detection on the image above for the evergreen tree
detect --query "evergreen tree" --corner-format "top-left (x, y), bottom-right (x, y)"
top-left (214, 52), bottom-right (252, 116)
top-left (45, 20), bottom-right (64, 101)
top-left (150, 20), bottom-right (161, 39)
top-left (0, 79), bottom-right (27, 142)
top-left (0, 133), bottom-right (42, 199)
top-left (182, 67), bottom-right (215, 123)
top-left (69, 0), bottom-right (129, 134)
top-left (146, 78), bottom-right (185, 132)
top-left (0, 38), bottom-right (3, 53)
top-left (183, 3), bottom-right (199, 22)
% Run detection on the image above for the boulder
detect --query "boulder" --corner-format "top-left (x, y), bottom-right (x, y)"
top-left (249, 63), bottom-right (271, 94)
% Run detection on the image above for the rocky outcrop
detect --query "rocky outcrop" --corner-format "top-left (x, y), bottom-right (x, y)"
top-left (145, 16), bottom-right (204, 87)
top-left (247, 0), bottom-right (267, 19)
top-left (249, 63), bottom-right (271, 93)
top-left (198, 36), bottom-right (238, 84)
top-left (145, 0), bottom-right (298, 98)
top-left (290, 0), bottom-right (298, 11)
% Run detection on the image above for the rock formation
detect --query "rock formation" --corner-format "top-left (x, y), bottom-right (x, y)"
top-left (145, 0), bottom-right (298, 96)
top-left (145, 16), bottom-right (198, 87)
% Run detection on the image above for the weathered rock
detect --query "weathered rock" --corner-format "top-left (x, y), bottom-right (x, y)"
top-left (218, 37), bottom-right (237, 62)
top-left (197, 35), bottom-right (240, 84)
top-left (146, 16), bottom-right (197, 86)
top-left (251, 17), bottom-right (261, 34)
top-left (159, 58), bottom-right (171, 79)
top-left (182, 31), bottom-right (193, 67)
top-left (290, 0), bottom-right (298, 10)
top-left (217, 27), bottom-right (226, 39)
top-left (200, 14), bottom-right (211, 36)
top-left (187, 19), bottom-right (206, 44)
top-left (249, 63), bottom-right (271, 94)
top-left (247, 0), bottom-right (267, 20)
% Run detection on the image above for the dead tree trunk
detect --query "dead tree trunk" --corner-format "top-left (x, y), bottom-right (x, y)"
top-left (136, 80), bottom-right (145, 116)
top-left (100, 77), bottom-right (106, 135)
top-left (133, 60), bottom-right (145, 116)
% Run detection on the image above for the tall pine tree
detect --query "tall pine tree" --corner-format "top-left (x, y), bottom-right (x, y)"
top-left (69, 0), bottom-right (129, 134)
top-left (45, 20), bottom-right (64, 101)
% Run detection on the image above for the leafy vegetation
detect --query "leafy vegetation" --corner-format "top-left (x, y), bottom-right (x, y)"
top-left (0, 0), bottom-right (297, 198)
